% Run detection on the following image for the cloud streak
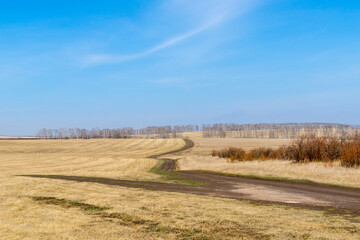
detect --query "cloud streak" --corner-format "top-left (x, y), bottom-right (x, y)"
top-left (83, 13), bottom-right (227, 66)
top-left (83, 0), bottom-right (258, 66)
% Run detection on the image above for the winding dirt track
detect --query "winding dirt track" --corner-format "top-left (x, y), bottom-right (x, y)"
top-left (22, 139), bottom-right (360, 214)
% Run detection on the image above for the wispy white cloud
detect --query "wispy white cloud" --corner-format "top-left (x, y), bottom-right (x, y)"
top-left (83, 0), bottom-right (258, 66)
top-left (83, 14), bottom-right (227, 66)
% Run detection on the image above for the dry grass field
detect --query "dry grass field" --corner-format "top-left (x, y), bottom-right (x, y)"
top-left (0, 139), bottom-right (359, 239)
top-left (0, 139), bottom-right (184, 180)
top-left (178, 138), bottom-right (360, 188)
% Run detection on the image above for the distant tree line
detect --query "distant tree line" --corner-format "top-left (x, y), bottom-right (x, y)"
top-left (37, 123), bottom-right (360, 140)
top-left (37, 125), bottom-right (199, 139)
top-left (202, 123), bottom-right (360, 139)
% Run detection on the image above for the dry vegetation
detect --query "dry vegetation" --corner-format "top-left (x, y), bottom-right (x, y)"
top-left (212, 135), bottom-right (360, 167)
top-left (1, 139), bottom-right (360, 239)
top-left (0, 139), bottom-right (184, 181)
top-left (178, 138), bottom-right (360, 188)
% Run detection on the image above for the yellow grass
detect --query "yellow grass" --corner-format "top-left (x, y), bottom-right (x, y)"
top-left (0, 139), bottom-right (184, 181)
top-left (189, 138), bottom-right (292, 153)
top-left (178, 138), bottom-right (360, 188)
top-left (0, 139), bottom-right (359, 239)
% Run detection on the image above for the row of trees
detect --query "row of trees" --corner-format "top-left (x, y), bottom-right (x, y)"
top-left (202, 123), bottom-right (360, 139)
top-left (37, 123), bottom-right (360, 140)
top-left (37, 125), bottom-right (199, 139)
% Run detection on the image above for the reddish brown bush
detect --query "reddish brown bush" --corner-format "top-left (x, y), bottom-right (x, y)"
top-left (324, 137), bottom-right (343, 161)
top-left (212, 147), bottom-right (281, 162)
top-left (247, 148), bottom-right (275, 160)
top-left (212, 135), bottom-right (360, 167)
top-left (341, 135), bottom-right (360, 167)
top-left (288, 136), bottom-right (327, 162)
top-left (212, 148), bottom-right (246, 162)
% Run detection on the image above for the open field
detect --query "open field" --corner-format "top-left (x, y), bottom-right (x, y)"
top-left (0, 139), bottom-right (184, 181)
top-left (1, 139), bottom-right (360, 239)
top-left (177, 138), bottom-right (360, 188)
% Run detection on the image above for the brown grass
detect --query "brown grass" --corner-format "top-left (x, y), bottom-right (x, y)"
top-left (0, 139), bottom-right (359, 239)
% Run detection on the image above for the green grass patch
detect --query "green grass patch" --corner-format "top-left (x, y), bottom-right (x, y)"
top-left (33, 196), bottom-right (269, 239)
top-left (150, 159), bottom-right (207, 186)
top-left (33, 196), bottom-right (111, 212)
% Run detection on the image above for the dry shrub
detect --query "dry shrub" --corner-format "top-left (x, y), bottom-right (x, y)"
top-left (324, 138), bottom-right (343, 161)
top-left (212, 135), bottom-right (360, 167)
top-left (287, 136), bottom-right (341, 162)
top-left (248, 148), bottom-right (276, 160)
top-left (213, 148), bottom-right (241, 161)
top-left (212, 147), bottom-right (277, 162)
top-left (341, 135), bottom-right (360, 167)
top-left (213, 148), bottom-right (246, 162)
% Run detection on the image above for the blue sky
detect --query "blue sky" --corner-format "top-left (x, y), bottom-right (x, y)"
top-left (1, 0), bottom-right (360, 135)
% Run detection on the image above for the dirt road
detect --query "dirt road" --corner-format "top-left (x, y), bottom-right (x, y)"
top-left (22, 139), bottom-right (360, 214)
